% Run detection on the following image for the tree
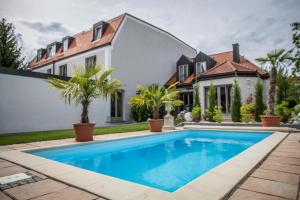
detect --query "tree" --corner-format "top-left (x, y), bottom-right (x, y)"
top-left (256, 49), bottom-right (293, 115)
top-left (231, 80), bottom-right (242, 122)
top-left (208, 82), bottom-right (216, 122)
top-left (48, 66), bottom-right (121, 123)
top-left (129, 83), bottom-right (182, 119)
top-left (254, 78), bottom-right (266, 122)
top-left (0, 18), bottom-right (24, 68)
top-left (276, 67), bottom-right (290, 104)
top-left (193, 84), bottom-right (200, 107)
top-left (291, 22), bottom-right (300, 76)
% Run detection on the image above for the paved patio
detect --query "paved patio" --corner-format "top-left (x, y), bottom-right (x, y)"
top-left (0, 130), bottom-right (299, 200)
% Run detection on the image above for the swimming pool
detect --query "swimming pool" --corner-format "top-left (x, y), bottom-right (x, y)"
top-left (29, 130), bottom-right (271, 192)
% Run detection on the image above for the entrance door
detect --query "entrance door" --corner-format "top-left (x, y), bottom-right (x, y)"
top-left (110, 91), bottom-right (123, 122)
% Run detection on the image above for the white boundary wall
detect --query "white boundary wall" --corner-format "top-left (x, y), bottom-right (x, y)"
top-left (0, 72), bottom-right (108, 134)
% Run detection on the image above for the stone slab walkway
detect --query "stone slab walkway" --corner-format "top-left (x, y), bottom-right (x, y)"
top-left (228, 133), bottom-right (300, 200)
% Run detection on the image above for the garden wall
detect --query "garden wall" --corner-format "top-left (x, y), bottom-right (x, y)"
top-left (0, 68), bottom-right (109, 134)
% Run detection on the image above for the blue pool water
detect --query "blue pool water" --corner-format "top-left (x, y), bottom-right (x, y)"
top-left (29, 130), bottom-right (271, 192)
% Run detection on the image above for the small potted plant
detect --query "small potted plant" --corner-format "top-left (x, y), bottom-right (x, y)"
top-left (129, 83), bottom-right (182, 132)
top-left (256, 49), bottom-right (292, 127)
top-left (48, 66), bottom-right (121, 142)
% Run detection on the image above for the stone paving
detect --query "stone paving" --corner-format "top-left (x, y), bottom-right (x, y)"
top-left (228, 133), bottom-right (300, 200)
top-left (0, 130), bottom-right (299, 200)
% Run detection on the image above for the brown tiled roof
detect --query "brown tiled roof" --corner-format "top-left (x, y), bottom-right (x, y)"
top-left (184, 73), bottom-right (195, 84)
top-left (202, 51), bottom-right (268, 77)
top-left (165, 51), bottom-right (268, 86)
top-left (28, 14), bottom-right (125, 69)
top-left (165, 72), bottom-right (178, 86)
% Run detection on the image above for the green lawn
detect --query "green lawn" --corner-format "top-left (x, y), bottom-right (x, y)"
top-left (0, 123), bottom-right (149, 146)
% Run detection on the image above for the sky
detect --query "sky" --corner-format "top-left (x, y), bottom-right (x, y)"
top-left (0, 0), bottom-right (299, 64)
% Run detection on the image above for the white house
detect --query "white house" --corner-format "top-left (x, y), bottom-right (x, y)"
top-left (165, 44), bottom-right (270, 115)
top-left (28, 13), bottom-right (196, 123)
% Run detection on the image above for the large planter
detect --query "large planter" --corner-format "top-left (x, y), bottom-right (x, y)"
top-left (73, 123), bottom-right (96, 142)
top-left (148, 119), bottom-right (164, 132)
top-left (260, 115), bottom-right (281, 127)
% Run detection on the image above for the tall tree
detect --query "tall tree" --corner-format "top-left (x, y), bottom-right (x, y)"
top-left (0, 18), bottom-right (24, 68)
top-left (193, 84), bottom-right (200, 107)
top-left (254, 78), bottom-right (265, 122)
top-left (208, 82), bottom-right (216, 122)
top-left (256, 49), bottom-right (292, 115)
top-left (291, 22), bottom-right (300, 76)
top-left (231, 80), bottom-right (242, 122)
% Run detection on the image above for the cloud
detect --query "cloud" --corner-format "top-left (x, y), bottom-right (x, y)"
top-left (21, 21), bottom-right (71, 34)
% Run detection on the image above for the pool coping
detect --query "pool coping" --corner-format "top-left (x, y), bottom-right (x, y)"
top-left (0, 127), bottom-right (289, 200)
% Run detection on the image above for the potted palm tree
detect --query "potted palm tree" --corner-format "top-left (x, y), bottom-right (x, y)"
top-left (256, 49), bottom-right (292, 127)
top-left (48, 66), bottom-right (121, 141)
top-left (129, 83), bottom-right (182, 132)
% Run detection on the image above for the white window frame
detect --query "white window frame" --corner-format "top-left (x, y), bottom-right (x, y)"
top-left (179, 64), bottom-right (189, 82)
top-left (59, 65), bottom-right (67, 76)
top-left (95, 27), bottom-right (102, 40)
top-left (196, 61), bottom-right (207, 75)
top-left (63, 40), bottom-right (68, 52)
top-left (49, 45), bottom-right (56, 57)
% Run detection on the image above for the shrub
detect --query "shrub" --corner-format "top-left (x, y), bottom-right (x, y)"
top-left (275, 101), bottom-right (291, 122)
top-left (254, 79), bottom-right (266, 122)
top-left (294, 104), bottom-right (300, 115)
top-left (131, 104), bottom-right (151, 122)
top-left (191, 105), bottom-right (201, 122)
top-left (231, 80), bottom-right (242, 122)
top-left (208, 83), bottom-right (216, 122)
top-left (131, 104), bottom-right (165, 122)
top-left (240, 103), bottom-right (255, 123)
top-left (213, 106), bottom-right (223, 123)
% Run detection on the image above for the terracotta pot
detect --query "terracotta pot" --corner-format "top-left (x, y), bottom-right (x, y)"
top-left (73, 123), bottom-right (96, 142)
top-left (148, 119), bottom-right (164, 132)
top-left (260, 115), bottom-right (281, 127)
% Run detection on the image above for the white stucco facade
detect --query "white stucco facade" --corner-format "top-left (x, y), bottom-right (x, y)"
top-left (29, 14), bottom-right (196, 125)
top-left (111, 16), bottom-right (196, 121)
top-left (195, 76), bottom-right (269, 114)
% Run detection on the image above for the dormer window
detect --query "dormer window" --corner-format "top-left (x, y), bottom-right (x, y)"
top-left (92, 21), bottom-right (107, 41)
top-left (63, 39), bottom-right (68, 52)
top-left (48, 45), bottom-right (56, 57)
top-left (195, 61), bottom-right (207, 75)
top-left (179, 64), bottom-right (189, 82)
top-left (36, 48), bottom-right (45, 62)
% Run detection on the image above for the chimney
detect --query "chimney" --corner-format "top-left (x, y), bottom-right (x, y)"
top-left (232, 43), bottom-right (240, 63)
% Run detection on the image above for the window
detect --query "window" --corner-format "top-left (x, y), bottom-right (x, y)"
top-left (49, 45), bottom-right (56, 57)
top-left (95, 27), bottom-right (102, 40)
top-left (111, 91), bottom-right (123, 121)
top-left (85, 56), bottom-right (96, 71)
top-left (195, 61), bottom-right (207, 75)
top-left (63, 39), bottom-right (68, 52)
top-left (178, 64), bottom-right (189, 82)
top-left (204, 84), bottom-right (232, 114)
top-left (47, 69), bottom-right (52, 74)
top-left (59, 65), bottom-right (67, 76)
top-left (37, 50), bottom-right (42, 62)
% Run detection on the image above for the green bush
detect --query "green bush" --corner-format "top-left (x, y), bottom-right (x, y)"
top-left (275, 101), bottom-right (291, 122)
top-left (240, 103), bottom-right (255, 123)
top-left (294, 104), bottom-right (300, 115)
top-left (208, 83), bottom-right (216, 122)
top-left (131, 104), bottom-right (165, 122)
top-left (254, 79), bottom-right (266, 122)
top-left (131, 104), bottom-right (151, 122)
top-left (231, 80), bottom-right (242, 122)
top-left (191, 105), bottom-right (201, 122)
top-left (213, 106), bottom-right (223, 123)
